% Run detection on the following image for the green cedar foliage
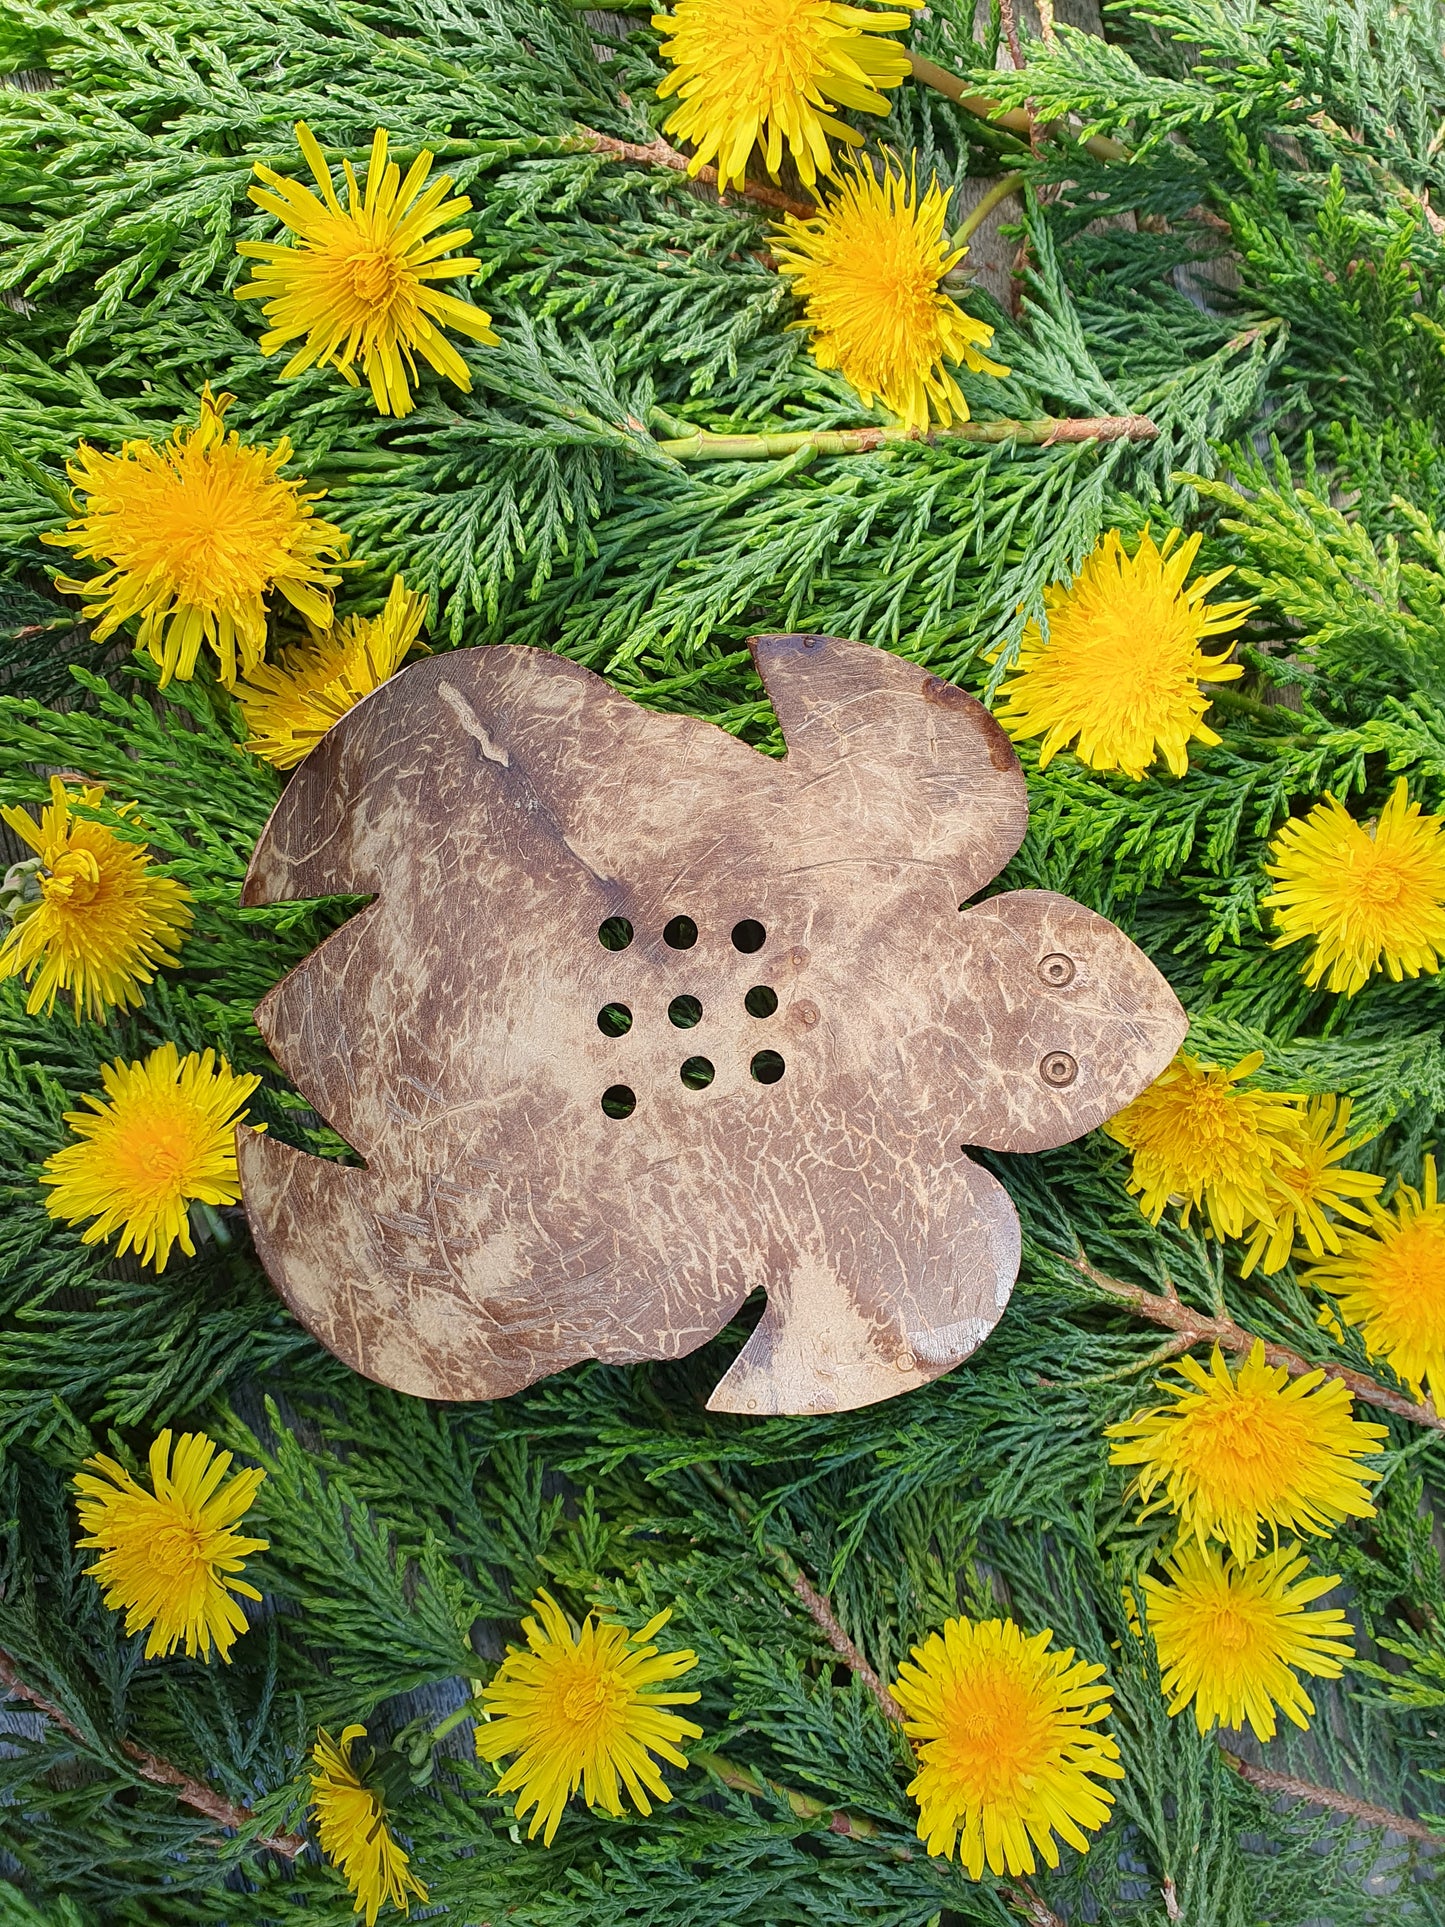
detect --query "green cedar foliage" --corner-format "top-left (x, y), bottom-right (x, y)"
top-left (0, 0), bottom-right (1444, 1921)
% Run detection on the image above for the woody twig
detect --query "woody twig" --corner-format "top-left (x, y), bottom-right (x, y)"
top-left (0, 1645), bottom-right (304, 1858)
top-left (1074, 1255), bottom-right (1445, 1434)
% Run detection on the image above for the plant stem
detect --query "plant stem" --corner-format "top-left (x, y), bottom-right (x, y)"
top-left (657, 414), bottom-right (1158, 461)
top-left (907, 51), bottom-right (1127, 164)
top-left (1207, 684), bottom-right (1309, 734)
top-left (1074, 1255), bottom-right (1445, 1433)
top-left (0, 1645), bottom-right (304, 1858)
top-left (956, 171), bottom-right (1027, 245)
top-left (690, 1466), bottom-right (1066, 1926)
top-left (573, 126), bottom-right (815, 220)
top-left (998, 0), bottom-right (1027, 70)
top-left (692, 1463), bottom-right (902, 1720)
top-left (1220, 1748), bottom-right (1444, 1843)
top-left (692, 1750), bottom-right (886, 1839)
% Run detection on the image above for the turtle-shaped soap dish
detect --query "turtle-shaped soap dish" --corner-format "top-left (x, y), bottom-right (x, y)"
top-left (239, 632), bottom-right (1186, 1416)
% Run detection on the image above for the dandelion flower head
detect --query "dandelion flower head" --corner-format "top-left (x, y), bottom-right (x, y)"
top-left (1307, 1155), bottom-right (1445, 1405)
top-left (236, 575), bottom-right (428, 769)
top-left (771, 156), bottom-right (1007, 432)
top-left (1138, 1542), bottom-right (1353, 1742)
top-left (45, 389), bottom-right (346, 689)
top-left (237, 123), bottom-right (499, 418)
top-left (1263, 781), bottom-right (1445, 997)
top-left (42, 1042), bottom-right (261, 1271)
top-left (74, 1430), bottom-right (266, 1662)
top-left (1105, 1049), bottom-right (1302, 1240)
top-left (889, 1614), bottom-right (1123, 1878)
top-left (993, 527), bottom-right (1251, 781)
top-left (475, 1590), bottom-right (702, 1846)
top-left (1240, 1094), bottom-right (1383, 1277)
top-left (1106, 1341), bottom-right (1385, 1565)
top-left (0, 777), bottom-right (191, 1021)
top-left (653, 0), bottom-right (917, 193)
top-left (311, 1725), bottom-right (428, 1926)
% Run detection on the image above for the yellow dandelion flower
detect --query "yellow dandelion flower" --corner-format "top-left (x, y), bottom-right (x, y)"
top-left (236, 123), bottom-right (499, 418)
top-left (311, 1725), bottom-right (428, 1926)
top-left (1106, 1341), bottom-right (1385, 1566)
top-left (42, 1042), bottom-right (261, 1271)
top-left (235, 575), bottom-right (428, 770)
top-left (652, 0), bottom-right (917, 193)
top-left (1263, 781), bottom-right (1445, 997)
top-left (770, 157), bottom-right (1007, 431)
top-left (1104, 1049), bottom-right (1302, 1241)
top-left (1307, 1155), bottom-right (1445, 1404)
top-left (475, 1590), bottom-right (702, 1847)
top-left (0, 777), bottom-right (192, 1021)
top-left (74, 1430), bottom-right (266, 1662)
top-left (993, 527), bottom-right (1252, 781)
top-left (1240, 1095), bottom-right (1383, 1277)
top-left (889, 1614), bottom-right (1123, 1878)
top-left (1138, 1542), bottom-right (1354, 1742)
top-left (45, 388), bottom-right (347, 689)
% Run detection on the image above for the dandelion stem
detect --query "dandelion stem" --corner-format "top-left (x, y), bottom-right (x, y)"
top-left (1073, 1254), bottom-right (1445, 1433)
top-left (656, 413), bottom-right (1158, 461)
top-left (0, 1644), bottom-right (305, 1857)
top-left (692, 1750), bottom-right (886, 1838)
top-left (905, 51), bottom-right (1127, 164)
top-left (194, 1200), bottom-right (233, 1248)
top-left (955, 171), bottom-right (1027, 245)
top-left (1220, 1747), bottom-right (1444, 1844)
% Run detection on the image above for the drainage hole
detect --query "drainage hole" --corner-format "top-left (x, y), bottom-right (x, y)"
top-left (663, 915), bottom-right (698, 949)
top-left (744, 985), bottom-right (778, 1018)
top-left (668, 994), bottom-right (703, 1029)
top-left (750, 1049), bottom-right (785, 1085)
top-left (597, 1003), bottom-right (632, 1037)
top-left (601, 1084), bottom-right (637, 1118)
top-left (598, 916), bottom-right (633, 951)
top-left (680, 1056), bottom-right (715, 1090)
top-left (731, 918), bottom-right (766, 953)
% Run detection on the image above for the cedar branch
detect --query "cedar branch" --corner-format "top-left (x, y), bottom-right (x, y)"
top-left (573, 127), bottom-right (815, 220)
top-left (656, 415), bottom-right (1159, 461)
top-left (692, 1462), bottom-right (901, 1721)
top-left (1220, 1749), bottom-right (1444, 1845)
top-left (791, 1569), bottom-right (904, 1722)
top-left (0, 1645), bottom-right (305, 1858)
top-left (1074, 1256), bottom-right (1445, 1434)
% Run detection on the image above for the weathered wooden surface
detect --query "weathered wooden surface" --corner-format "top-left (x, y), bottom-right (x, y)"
top-left (239, 634), bottom-right (1186, 1415)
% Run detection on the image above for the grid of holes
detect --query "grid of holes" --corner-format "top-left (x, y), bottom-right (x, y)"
top-left (597, 916), bottom-right (784, 1118)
